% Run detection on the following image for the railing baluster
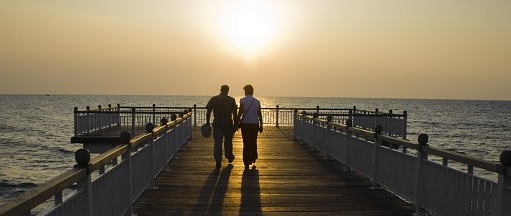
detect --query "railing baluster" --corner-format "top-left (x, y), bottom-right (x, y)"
top-left (54, 192), bottom-right (62, 206)
top-left (276, 105), bottom-right (280, 127)
top-left (372, 125), bottom-right (383, 190)
top-left (194, 104), bottom-right (197, 127)
top-left (415, 134), bottom-right (429, 216)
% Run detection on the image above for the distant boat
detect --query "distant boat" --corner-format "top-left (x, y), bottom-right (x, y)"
top-left (45, 94), bottom-right (50, 96)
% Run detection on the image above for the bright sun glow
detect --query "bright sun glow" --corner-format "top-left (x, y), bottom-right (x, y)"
top-left (219, 0), bottom-right (278, 58)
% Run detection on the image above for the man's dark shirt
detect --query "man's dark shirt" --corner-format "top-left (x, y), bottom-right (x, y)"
top-left (206, 93), bottom-right (237, 129)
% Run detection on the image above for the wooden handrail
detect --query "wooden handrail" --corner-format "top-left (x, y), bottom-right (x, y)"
top-left (0, 113), bottom-right (193, 216)
top-left (88, 144), bottom-right (129, 172)
top-left (0, 168), bottom-right (87, 216)
top-left (423, 146), bottom-right (501, 173)
top-left (301, 113), bottom-right (504, 175)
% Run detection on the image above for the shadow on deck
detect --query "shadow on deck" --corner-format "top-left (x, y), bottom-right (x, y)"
top-left (132, 126), bottom-right (414, 215)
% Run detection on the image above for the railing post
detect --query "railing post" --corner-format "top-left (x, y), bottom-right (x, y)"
top-left (312, 112), bottom-right (319, 151)
top-left (301, 111), bottom-right (306, 142)
top-left (171, 114), bottom-right (178, 157)
top-left (179, 113), bottom-right (184, 146)
top-left (175, 118), bottom-right (179, 155)
top-left (77, 175), bottom-right (93, 216)
top-left (75, 148), bottom-right (92, 216)
top-left (131, 108), bottom-right (136, 136)
top-left (293, 109), bottom-right (298, 140)
top-left (54, 191), bottom-right (63, 206)
top-left (387, 109), bottom-right (393, 136)
top-left (374, 108), bottom-right (379, 132)
top-left (86, 106), bottom-right (90, 133)
top-left (415, 134), bottom-right (429, 216)
top-left (98, 105), bottom-right (102, 131)
top-left (108, 104), bottom-right (112, 126)
top-left (350, 106), bottom-right (356, 126)
top-left (326, 115), bottom-right (332, 159)
top-left (371, 125), bottom-right (383, 189)
top-left (403, 111), bottom-right (408, 139)
top-left (276, 105), bottom-right (280, 128)
top-left (74, 107), bottom-right (78, 136)
top-left (152, 104), bottom-right (156, 126)
top-left (116, 104), bottom-right (121, 126)
top-left (189, 112), bottom-right (193, 138)
top-left (493, 149), bottom-right (511, 216)
top-left (186, 110), bottom-right (192, 139)
top-left (120, 131), bottom-right (133, 215)
top-left (193, 104), bottom-right (197, 127)
top-left (344, 119), bottom-right (353, 172)
top-left (146, 123), bottom-right (156, 189)
top-left (402, 111), bottom-right (408, 153)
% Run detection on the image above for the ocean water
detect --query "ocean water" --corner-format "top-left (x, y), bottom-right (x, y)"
top-left (0, 94), bottom-right (510, 206)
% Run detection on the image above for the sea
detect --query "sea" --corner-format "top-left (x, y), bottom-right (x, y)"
top-left (1, 94), bottom-right (510, 207)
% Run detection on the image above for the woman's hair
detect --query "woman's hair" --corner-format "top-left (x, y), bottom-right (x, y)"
top-left (243, 84), bottom-right (254, 95)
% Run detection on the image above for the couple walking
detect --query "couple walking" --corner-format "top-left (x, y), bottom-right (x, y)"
top-left (205, 84), bottom-right (263, 169)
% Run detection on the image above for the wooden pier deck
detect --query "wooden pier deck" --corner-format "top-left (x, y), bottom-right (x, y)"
top-left (132, 126), bottom-right (415, 216)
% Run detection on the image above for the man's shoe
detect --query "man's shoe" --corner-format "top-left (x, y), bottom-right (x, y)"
top-left (228, 155), bottom-right (235, 163)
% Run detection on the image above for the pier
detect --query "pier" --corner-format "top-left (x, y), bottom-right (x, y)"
top-left (1, 105), bottom-right (510, 216)
top-left (132, 126), bottom-right (414, 215)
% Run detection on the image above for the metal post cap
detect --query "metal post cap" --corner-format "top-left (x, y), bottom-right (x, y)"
top-left (374, 125), bottom-right (383, 134)
top-left (418, 134), bottom-right (429, 145)
top-left (120, 131), bottom-right (132, 144)
top-left (160, 117), bottom-right (168, 125)
top-left (500, 148), bottom-right (511, 165)
top-left (146, 123), bottom-right (155, 133)
top-left (75, 148), bottom-right (90, 166)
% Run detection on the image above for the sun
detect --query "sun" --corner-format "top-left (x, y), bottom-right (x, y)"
top-left (219, 0), bottom-right (278, 58)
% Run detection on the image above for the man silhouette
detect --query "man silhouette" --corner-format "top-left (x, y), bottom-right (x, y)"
top-left (206, 85), bottom-right (238, 167)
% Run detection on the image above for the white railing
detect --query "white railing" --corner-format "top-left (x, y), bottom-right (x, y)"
top-left (351, 109), bottom-right (408, 138)
top-left (74, 104), bottom-right (406, 138)
top-left (0, 113), bottom-right (193, 216)
top-left (74, 105), bottom-right (121, 136)
top-left (4, 104), bottom-right (408, 216)
top-left (293, 113), bottom-right (511, 216)
top-left (191, 105), bottom-right (407, 137)
top-left (74, 105), bottom-right (191, 137)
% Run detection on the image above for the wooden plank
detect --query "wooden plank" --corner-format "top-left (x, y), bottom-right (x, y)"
top-left (132, 126), bottom-right (414, 215)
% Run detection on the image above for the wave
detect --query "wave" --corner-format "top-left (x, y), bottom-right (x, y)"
top-left (0, 180), bottom-right (38, 202)
top-left (57, 148), bottom-right (75, 154)
top-left (0, 180), bottom-right (37, 189)
top-left (0, 124), bottom-right (24, 135)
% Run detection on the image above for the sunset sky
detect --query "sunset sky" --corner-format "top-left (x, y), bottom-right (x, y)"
top-left (1, 1), bottom-right (510, 100)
